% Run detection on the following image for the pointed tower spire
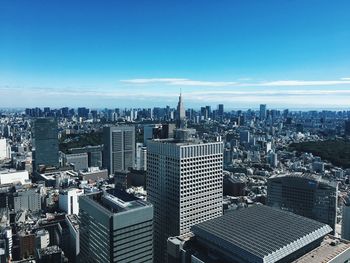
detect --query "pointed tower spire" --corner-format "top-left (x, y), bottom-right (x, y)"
top-left (176, 92), bottom-right (186, 128)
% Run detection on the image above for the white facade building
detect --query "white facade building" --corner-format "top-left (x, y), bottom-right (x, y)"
top-left (0, 170), bottom-right (29, 185)
top-left (59, 188), bottom-right (84, 215)
top-left (136, 143), bottom-right (147, 171)
top-left (35, 229), bottom-right (50, 249)
top-left (0, 138), bottom-right (10, 160)
top-left (147, 136), bottom-right (223, 263)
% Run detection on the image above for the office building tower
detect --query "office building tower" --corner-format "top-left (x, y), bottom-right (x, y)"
top-left (35, 230), bottom-right (50, 250)
top-left (200, 107), bottom-right (208, 120)
top-left (64, 153), bottom-right (88, 171)
top-left (33, 118), bottom-right (59, 170)
top-left (13, 189), bottom-right (42, 213)
top-left (217, 104), bottom-right (224, 119)
top-left (79, 189), bottom-right (153, 263)
top-left (345, 120), bottom-right (350, 136)
top-left (59, 188), bottom-right (83, 215)
top-left (143, 124), bottom-right (162, 145)
top-left (239, 130), bottom-right (250, 144)
top-left (312, 161), bottom-right (325, 173)
top-left (18, 231), bottom-right (35, 259)
top-left (267, 173), bottom-right (338, 232)
top-left (143, 124), bottom-right (175, 146)
top-left (77, 107), bottom-right (89, 119)
top-left (147, 134), bottom-right (223, 262)
top-left (69, 145), bottom-right (103, 168)
top-left (268, 151), bottom-right (278, 167)
top-left (205, 106), bottom-right (211, 119)
top-left (0, 138), bottom-right (10, 160)
top-left (260, 104), bottom-right (267, 120)
top-left (176, 93), bottom-right (186, 128)
top-left (103, 126), bottom-right (135, 175)
top-left (136, 143), bottom-right (147, 171)
top-left (342, 194), bottom-right (350, 240)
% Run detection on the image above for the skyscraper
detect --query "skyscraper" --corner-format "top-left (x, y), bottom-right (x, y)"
top-left (342, 194), bottom-right (350, 240)
top-left (103, 126), bottom-right (135, 175)
top-left (267, 173), bottom-right (338, 232)
top-left (79, 190), bottom-right (153, 263)
top-left (260, 104), bottom-right (267, 120)
top-left (33, 118), bottom-right (59, 171)
top-left (147, 135), bottom-right (223, 262)
top-left (176, 93), bottom-right (186, 128)
top-left (217, 104), bottom-right (224, 120)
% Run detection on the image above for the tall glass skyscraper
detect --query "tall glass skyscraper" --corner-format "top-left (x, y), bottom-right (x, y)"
top-left (33, 118), bottom-right (59, 171)
top-left (79, 189), bottom-right (153, 263)
top-left (260, 104), bottom-right (267, 120)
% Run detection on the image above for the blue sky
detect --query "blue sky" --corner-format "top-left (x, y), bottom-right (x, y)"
top-left (1, 0), bottom-right (350, 109)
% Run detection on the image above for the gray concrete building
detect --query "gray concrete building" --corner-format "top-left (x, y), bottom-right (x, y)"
top-left (69, 145), bottom-right (103, 168)
top-left (103, 126), bottom-right (135, 175)
top-left (33, 118), bottom-right (59, 171)
top-left (267, 173), bottom-right (338, 232)
top-left (64, 153), bottom-right (88, 171)
top-left (13, 189), bottom-right (41, 213)
top-left (147, 132), bottom-right (223, 263)
top-left (79, 189), bottom-right (153, 263)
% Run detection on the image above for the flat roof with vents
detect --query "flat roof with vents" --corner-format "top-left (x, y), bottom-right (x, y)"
top-left (191, 205), bottom-right (332, 263)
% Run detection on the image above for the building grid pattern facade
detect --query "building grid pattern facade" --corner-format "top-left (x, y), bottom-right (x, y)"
top-left (147, 139), bottom-right (223, 263)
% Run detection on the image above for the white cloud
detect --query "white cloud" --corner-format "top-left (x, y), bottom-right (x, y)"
top-left (121, 78), bottom-right (237, 86)
top-left (120, 78), bottom-right (187, 84)
top-left (121, 78), bottom-right (350, 87)
top-left (254, 80), bottom-right (350, 86)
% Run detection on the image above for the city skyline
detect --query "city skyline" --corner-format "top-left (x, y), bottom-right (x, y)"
top-left (1, 0), bottom-right (350, 108)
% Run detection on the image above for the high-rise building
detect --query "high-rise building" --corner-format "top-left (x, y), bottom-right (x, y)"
top-left (345, 120), bottom-right (350, 136)
top-left (217, 104), bottom-right (224, 120)
top-left (342, 194), bottom-right (350, 240)
top-left (147, 134), bottom-right (223, 262)
top-left (239, 130), bottom-right (250, 144)
top-left (143, 124), bottom-right (162, 145)
top-left (79, 189), bottom-right (153, 263)
top-left (143, 124), bottom-right (176, 146)
top-left (0, 138), bottom-right (10, 160)
top-left (136, 143), bottom-right (147, 171)
top-left (205, 105), bottom-right (211, 119)
top-left (260, 104), bottom-right (267, 120)
top-left (13, 189), bottom-right (42, 213)
top-left (267, 173), bottom-right (338, 232)
top-left (33, 118), bottom-right (59, 171)
top-left (59, 188), bottom-right (83, 215)
top-left (103, 126), bottom-right (135, 175)
top-left (176, 93), bottom-right (186, 128)
top-left (64, 153), bottom-right (88, 171)
top-left (68, 145), bottom-right (103, 168)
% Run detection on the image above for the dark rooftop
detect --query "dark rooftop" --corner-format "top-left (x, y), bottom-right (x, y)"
top-left (191, 205), bottom-right (332, 263)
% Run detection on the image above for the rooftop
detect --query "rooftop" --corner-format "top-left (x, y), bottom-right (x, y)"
top-left (269, 172), bottom-right (338, 188)
top-left (292, 235), bottom-right (350, 263)
top-left (38, 245), bottom-right (62, 256)
top-left (191, 205), bottom-right (332, 263)
top-left (85, 189), bottom-right (151, 215)
top-left (66, 214), bottom-right (79, 232)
